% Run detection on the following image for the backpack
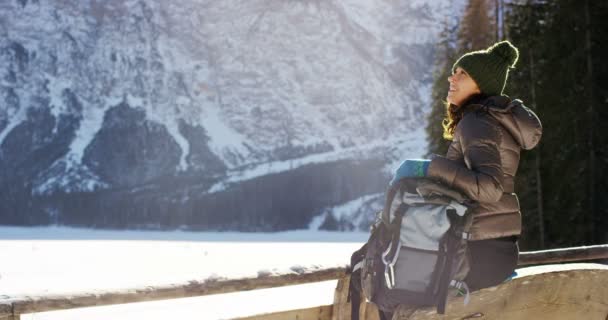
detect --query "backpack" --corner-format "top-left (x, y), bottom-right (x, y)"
top-left (348, 177), bottom-right (477, 320)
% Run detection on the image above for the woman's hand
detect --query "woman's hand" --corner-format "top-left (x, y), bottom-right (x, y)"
top-left (390, 159), bottom-right (431, 185)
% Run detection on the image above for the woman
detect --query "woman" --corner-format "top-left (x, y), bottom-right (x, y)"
top-left (392, 41), bottom-right (542, 290)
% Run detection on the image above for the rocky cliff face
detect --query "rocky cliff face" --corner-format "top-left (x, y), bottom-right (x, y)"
top-left (0, 0), bottom-right (462, 230)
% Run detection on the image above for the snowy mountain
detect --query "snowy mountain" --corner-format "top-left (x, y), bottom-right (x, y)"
top-left (0, 0), bottom-right (463, 231)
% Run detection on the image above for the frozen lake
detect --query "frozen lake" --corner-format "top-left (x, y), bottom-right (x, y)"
top-left (0, 226), bottom-right (368, 319)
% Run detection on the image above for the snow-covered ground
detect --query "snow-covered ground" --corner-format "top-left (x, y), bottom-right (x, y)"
top-left (0, 226), bottom-right (368, 319)
top-left (3, 226), bottom-right (606, 320)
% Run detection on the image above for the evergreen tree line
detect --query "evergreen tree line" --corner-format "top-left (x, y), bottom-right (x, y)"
top-left (425, 0), bottom-right (608, 250)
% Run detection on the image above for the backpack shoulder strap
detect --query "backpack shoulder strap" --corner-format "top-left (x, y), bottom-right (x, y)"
top-left (381, 183), bottom-right (401, 223)
top-left (350, 274), bottom-right (362, 320)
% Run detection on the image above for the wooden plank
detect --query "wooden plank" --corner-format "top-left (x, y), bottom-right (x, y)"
top-left (331, 275), bottom-right (349, 320)
top-left (331, 274), bottom-right (380, 320)
top-left (0, 303), bottom-right (13, 320)
top-left (231, 304), bottom-right (333, 320)
top-left (333, 302), bottom-right (382, 320)
top-left (3, 267), bottom-right (346, 316)
top-left (518, 244), bottom-right (608, 265)
top-left (393, 268), bottom-right (608, 320)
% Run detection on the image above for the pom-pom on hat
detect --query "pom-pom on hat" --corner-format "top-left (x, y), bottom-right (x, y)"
top-left (452, 40), bottom-right (519, 96)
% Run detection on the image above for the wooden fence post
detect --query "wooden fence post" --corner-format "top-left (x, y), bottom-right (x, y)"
top-left (332, 274), bottom-right (381, 320)
top-left (332, 274), bottom-right (350, 320)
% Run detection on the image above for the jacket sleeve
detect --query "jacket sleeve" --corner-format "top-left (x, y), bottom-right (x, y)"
top-left (427, 114), bottom-right (504, 203)
top-left (445, 133), bottom-right (463, 160)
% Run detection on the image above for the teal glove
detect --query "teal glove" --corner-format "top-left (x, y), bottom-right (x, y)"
top-left (389, 159), bottom-right (431, 185)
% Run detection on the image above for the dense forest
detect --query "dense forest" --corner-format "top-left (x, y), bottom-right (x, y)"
top-left (426, 0), bottom-right (607, 250)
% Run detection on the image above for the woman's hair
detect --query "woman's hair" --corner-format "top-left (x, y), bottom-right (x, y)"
top-left (441, 101), bottom-right (461, 141)
top-left (441, 94), bottom-right (488, 140)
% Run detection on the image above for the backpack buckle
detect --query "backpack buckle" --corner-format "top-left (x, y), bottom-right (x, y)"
top-left (381, 241), bottom-right (401, 289)
top-left (385, 264), bottom-right (396, 289)
top-left (449, 280), bottom-right (471, 305)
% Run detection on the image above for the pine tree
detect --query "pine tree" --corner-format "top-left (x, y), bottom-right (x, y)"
top-left (503, 0), bottom-right (551, 250)
top-left (458, 0), bottom-right (497, 51)
top-left (506, 0), bottom-right (608, 248)
top-left (425, 17), bottom-right (458, 157)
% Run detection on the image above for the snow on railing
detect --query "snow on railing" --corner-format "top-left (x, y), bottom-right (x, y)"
top-left (0, 245), bottom-right (607, 320)
top-left (518, 244), bottom-right (608, 265)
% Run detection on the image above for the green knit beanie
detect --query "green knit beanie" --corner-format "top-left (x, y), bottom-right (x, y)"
top-left (452, 41), bottom-right (519, 96)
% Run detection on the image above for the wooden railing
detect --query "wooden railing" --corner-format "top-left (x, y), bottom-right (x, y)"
top-left (1, 244), bottom-right (607, 320)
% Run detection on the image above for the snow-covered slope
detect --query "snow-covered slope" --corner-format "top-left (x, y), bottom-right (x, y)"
top-left (0, 0), bottom-right (464, 231)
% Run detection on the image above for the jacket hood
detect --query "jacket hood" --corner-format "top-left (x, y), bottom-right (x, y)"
top-left (471, 96), bottom-right (543, 150)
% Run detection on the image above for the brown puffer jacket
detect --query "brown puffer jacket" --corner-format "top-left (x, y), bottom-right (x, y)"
top-left (427, 96), bottom-right (542, 240)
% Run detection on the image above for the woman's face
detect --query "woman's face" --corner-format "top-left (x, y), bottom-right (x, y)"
top-left (447, 67), bottom-right (481, 106)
